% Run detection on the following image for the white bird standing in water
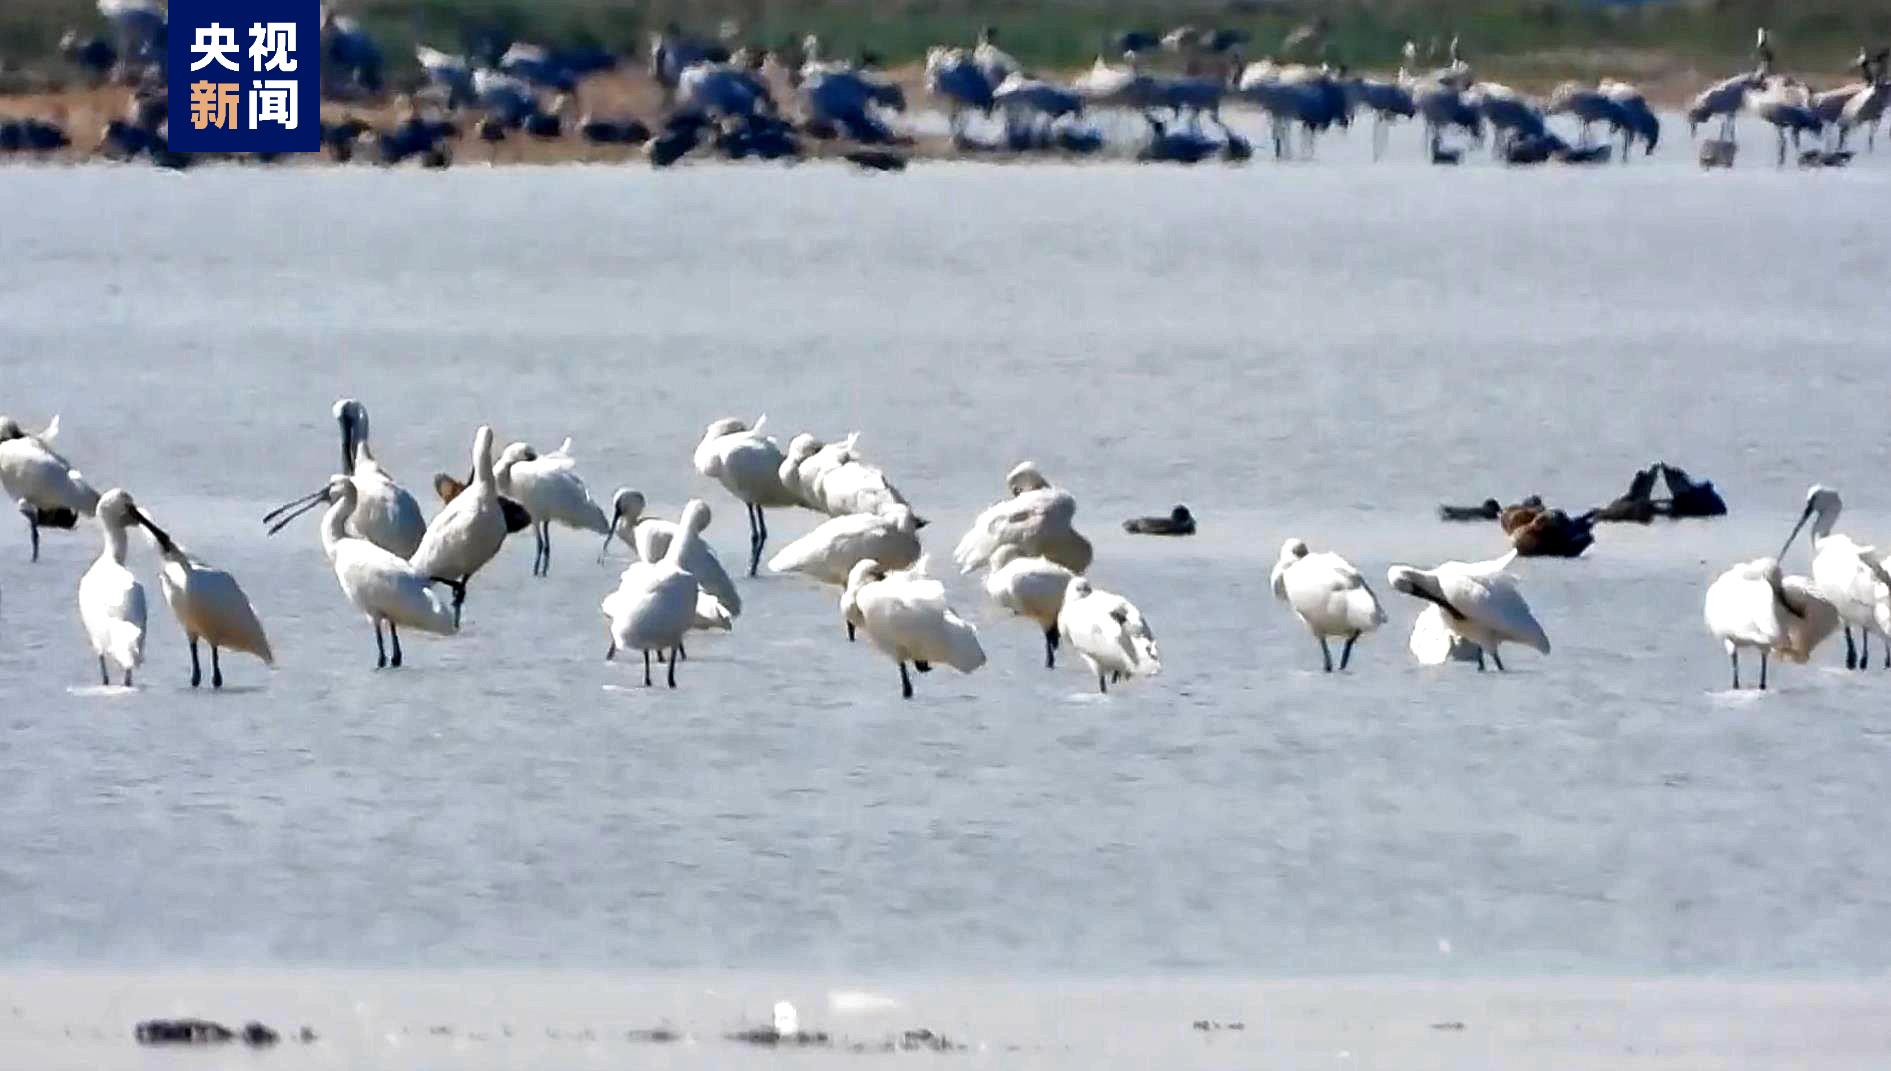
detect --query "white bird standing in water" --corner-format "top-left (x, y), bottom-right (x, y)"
top-left (694, 416), bottom-right (798, 577)
top-left (1703, 555), bottom-right (1838, 690)
top-left (602, 500), bottom-right (710, 687)
top-left (0, 414), bottom-right (100, 561)
top-left (494, 438), bottom-right (610, 576)
top-left (812, 436), bottom-right (916, 520)
top-left (982, 544), bottom-right (1075, 668)
top-left (768, 505), bottom-right (922, 599)
top-left (843, 557), bottom-right (987, 699)
top-left (408, 425), bottom-right (507, 626)
top-left (141, 510), bottom-right (274, 688)
top-left (266, 475), bottom-right (456, 668)
top-left (954, 461), bottom-right (1093, 575)
top-left (602, 488), bottom-right (741, 618)
top-left (1779, 484), bottom-right (1891, 670)
top-left (1272, 538), bottom-right (1387, 672)
top-left (1387, 551), bottom-right (1550, 671)
top-left (1056, 576), bottom-right (1160, 694)
top-left (79, 488), bottom-right (150, 687)
top-left (331, 399), bottom-right (426, 559)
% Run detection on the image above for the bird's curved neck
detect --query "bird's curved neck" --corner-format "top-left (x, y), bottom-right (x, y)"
top-left (321, 497), bottom-right (353, 557)
top-left (98, 517), bottom-right (129, 565)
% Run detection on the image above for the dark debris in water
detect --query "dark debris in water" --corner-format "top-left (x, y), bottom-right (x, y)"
top-left (1191, 1019), bottom-right (1246, 1032)
top-left (134, 1018), bottom-right (312, 1047)
top-left (1431, 1021), bottom-right (1467, 1031)
top-left (727, 1025), bottom-right (831, 1046)
top-left (847, 1028), bottom-right (967, 1053)
top-left (627, 1026), bottom-right (684, 1043)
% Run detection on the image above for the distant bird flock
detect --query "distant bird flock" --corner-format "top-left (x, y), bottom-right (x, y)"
top-left (0, 397), bottom-right (1875, 697)
top-left (1, 4), bottom-right (1884, 170)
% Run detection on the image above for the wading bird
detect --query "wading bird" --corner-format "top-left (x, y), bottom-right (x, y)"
top-left (1272, 539), bottom-right (1386, 672)
top-left (0, 414), bottom-right (99, 561)
top-left (844, 557), bottom-right (986, 699)
top-left (143, 510), bottom-right (273, 688)
top-left (79, 488), bottom-right (150, 687)
top-left (1057, 576), bottom-right (1160, 694)
top-left (1387, 552), bottom-right (1550, 671)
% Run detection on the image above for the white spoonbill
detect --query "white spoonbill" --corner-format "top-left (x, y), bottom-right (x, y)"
top-left (954, 461), bottom-right (1092, 575)
top-left (1387, 551), bottom-right (1550, 671)
top-left (0, 414), bottom-right (100, 562)
top-left (1703, 555), bottom-right (1838, 690)
top-left (409, 425), bottom-right (507, 626)
top-left (79, 488), bottom-right (149, 687)
top-left (777, 433), bottom-right (826, 511)
top-left (602, 501), bottom-right (708, 687)
top-left (768, 506), bottom-right (922, 616)
top-left (494, 438), bottom-right (610, 577)
top-left (601, 488), bottom-right (741, 618)
top-left (141, 512), bottom-right (273, 688)
top-left (1057, 577), bottom-right (1160, 694)
top-left (267, 475), bottom-right (456, 667)
top-left (331, 399), bottom-right (426, 558)
top-left (843, 558), bottom-right (986, 699)
top-left (1780, 485), bottom-right (1891, 670)
top-left (1271, 539), bottom-right (1387, 672)
top-left (982, 544), bottom-right (1074, 668)
top-left (813, 436), bottom-right (917, 520)
top-left (694, 416), bottom-right (798, 577)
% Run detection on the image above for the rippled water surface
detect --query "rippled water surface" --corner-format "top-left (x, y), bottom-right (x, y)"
top-left (2, 156), bottom-right (1891, 977)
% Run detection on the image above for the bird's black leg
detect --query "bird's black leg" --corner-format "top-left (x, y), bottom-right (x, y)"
top-left (123, 669), bottom-right (132, 687)
top-left (1097, 672), bottom-right (1108, 695)
top-left (1491, 649), bottom-right (1507, 672)
top-left (189, 636), bottom-right (202, 688)
top-left (534, 523), bottom-right (549, 576)
top-left (390, 624), bottom-right (402, 668)
top-left (1340, 632), bottom-right (1359, 671)
top-left (454, 575), bottom-right (468, 626)
top-left (667, 647), bottom-right (678, 688)
top-left (375, 620), bottom-right (388, 668)
top-left (211, 646), bottom-right (223, 689)
top-left (1730, 650), bottom-right (1740, 690)
top-left (900, 661), bottom-right (913, 700)
top-left (746, 504), bottom-right (763, 577)
top-left (1475, 647), bottom-right (1487, 672)
top-left (1861, 630), bottom-right (1871, 672)
top-left (1044, 627), bottom-right (1058, 669)
top-left (677, 642), bottom-right (687, 661)
top-left (26, 512), bottom-right (40, 563)
top-left (643, 650), bottom-right (652, 687)
top-left (1844, 627), bottom-right (1857, 669)
top-left (605, 641), bottom-right (616, 661)
top-left (1759, 650), bottom-right (1769, 691)
top-left (847, 621), bottom-right (856, 642)
top-left (1318, 635), bottom-right (1333, 673)
top-left (99, 656), bottom-right (110, 686)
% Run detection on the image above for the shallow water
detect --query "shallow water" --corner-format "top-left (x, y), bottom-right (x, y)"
top-left (2, 154), bottom-right (1891, 985)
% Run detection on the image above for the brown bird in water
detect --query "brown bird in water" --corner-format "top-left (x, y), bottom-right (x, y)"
top-left (1501, 497), bottom-right (1595, 557)
top-left (1592, 464), bottom-right (1661, 523)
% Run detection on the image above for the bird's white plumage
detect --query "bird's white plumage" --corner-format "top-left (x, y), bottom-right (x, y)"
top-left (1057, 576), bottom-right (1160, 687)
top-left (0, 417), bottom-right (101, 518)
top-left (318, 479), bottom-right (456, 636)
top-left (152, 531), bottom-right (274, 666)
top-left (605, 489), bottom-right (741, 617)
top-left (768, 506), bottom-right (921, 586)
top-left (984, 544), bottom-right (1075, 633)
top-left (333, 399), bottom-right (425, 559)
top-left (1786, 487), bottom-right (1891, 645)
top-left (1704, 557), bottom-right (1790, 654)
top-left (496, 438), bottom-right (610, 534)
top-left (846, 558), bottom-right (987, 675)
top-left (1272, 539), bottom-right (1387, 638)
top-left (694, 417), bottom-right (798, 508)
top-left (602, 504), bottom-right (705, 660)
top-left (79, 490), bottom-right (146, 681)
top-left (409, 425), bottom-right (506, 584)
top-left (1388, 551), bottom-right (1550, 663)
top-left (1408, 604), bottom-right (1482, 665)
top-left (954, 462), bottom-right (1091, 574)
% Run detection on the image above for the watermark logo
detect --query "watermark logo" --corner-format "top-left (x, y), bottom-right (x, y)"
top-left (167, 0), bottom-right (319, 152)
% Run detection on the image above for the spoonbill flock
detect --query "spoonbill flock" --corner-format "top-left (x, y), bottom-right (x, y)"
top-left (0, 400), bottom-right (1882, 696)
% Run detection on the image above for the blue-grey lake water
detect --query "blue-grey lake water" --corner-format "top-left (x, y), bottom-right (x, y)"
top-left (2, 145), bottom-right (1891, 998)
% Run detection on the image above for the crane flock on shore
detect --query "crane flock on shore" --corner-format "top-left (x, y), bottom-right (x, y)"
top-left (0, 400), bottom-right (1877, 697)
top-left (3, 1), bottom-right (1885, 170)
